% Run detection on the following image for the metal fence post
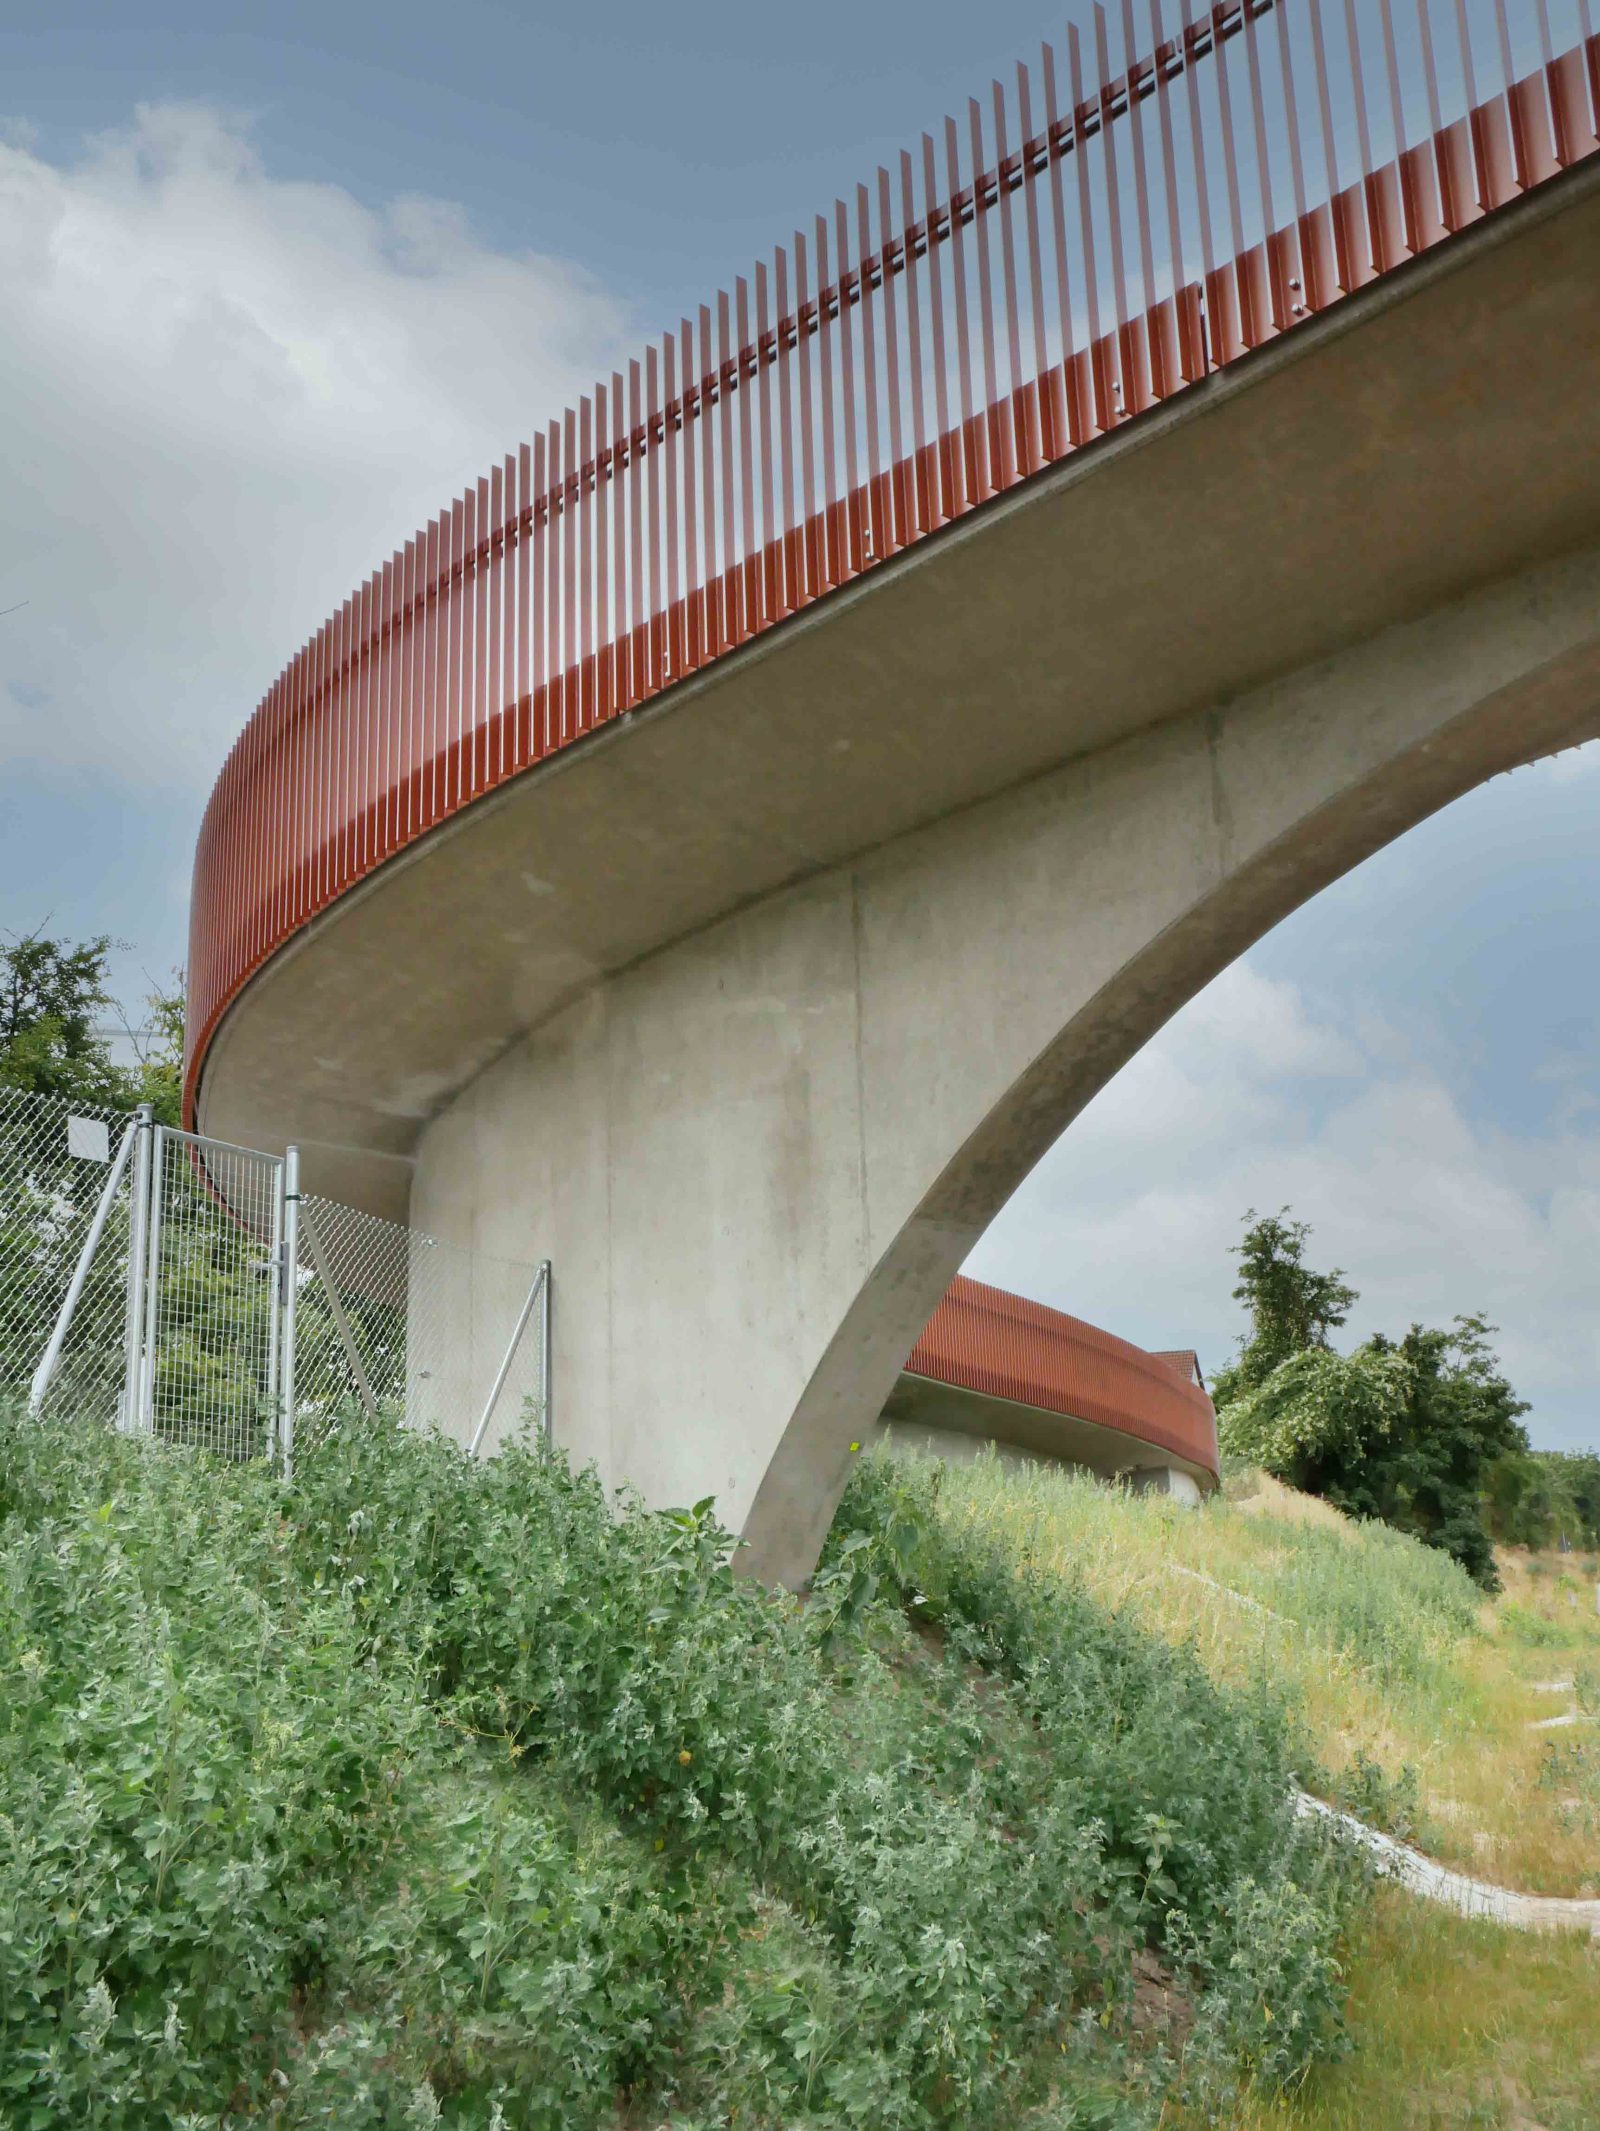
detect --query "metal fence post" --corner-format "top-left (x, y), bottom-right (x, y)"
top-left (137, 1124), bottom-right (167, 1433)
top-left (279, 1144), bottom-right (301, 1482)
top-left (118, 1104), bottom-right (155, 1434)
top-left (468, 1261), bottom-right (549, 1459)
top-left (264, 1155), bottom-right (284, 1452)
top-left (540, 1258), bottom-right (553, 1448)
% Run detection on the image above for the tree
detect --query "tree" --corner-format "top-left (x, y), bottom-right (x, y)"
top-left (0, 936), bottom-right (185, 1410)
top-left (1, 929), bottom-right (129, 1108)
top-left (0, 928), bottom-right (183, 1123)
top-left (1215, 1212), bottom-right (1530, 1589)
top-left (1208, 1210), bottom-right (1357, 1407)
top-left (1485, 1447), bottom-right (1600, 1552)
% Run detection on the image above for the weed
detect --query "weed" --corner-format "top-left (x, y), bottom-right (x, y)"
top-left (0, 1408), bottom-right (1367, 2126)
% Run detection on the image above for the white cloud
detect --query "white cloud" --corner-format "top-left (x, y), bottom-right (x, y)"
top-left (971, 964), bottom-right (1600, 1451)
top-left (0, 104), bottom-right (633, 789)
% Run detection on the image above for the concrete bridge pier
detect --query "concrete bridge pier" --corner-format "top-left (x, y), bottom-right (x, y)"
top-left (411, 541), bottom-right (1600, 1587)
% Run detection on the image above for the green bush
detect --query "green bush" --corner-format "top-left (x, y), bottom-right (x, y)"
top-left (0, 1409), bottom-right (1367, 2126)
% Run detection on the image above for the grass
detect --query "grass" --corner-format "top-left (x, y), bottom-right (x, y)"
top-left (1217, 1886), bottom-right (1600, 2131)
top-left (895, 1446), bottom-right (1598, 2130)
top-left (4, 1396), bottom-right (1590, 2127)
top-left (916, 1449), bottom-right (1600, 1896)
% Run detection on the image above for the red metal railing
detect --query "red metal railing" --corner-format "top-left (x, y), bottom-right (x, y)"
top-left (186, 0), bottom-right (1600, 1119)
top-left (908, 1275), bottom-right (1220, 1474)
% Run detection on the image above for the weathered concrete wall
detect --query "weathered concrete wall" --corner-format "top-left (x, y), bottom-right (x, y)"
top-left (412, 541), bottom-right (1600, 1584)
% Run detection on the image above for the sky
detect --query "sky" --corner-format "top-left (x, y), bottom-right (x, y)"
top-left (3, 3), bottom-right (1596, 1450)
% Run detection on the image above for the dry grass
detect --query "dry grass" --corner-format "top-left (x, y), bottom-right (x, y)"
top-left (921, 1452), bottom-right (1600, 1896)
top-left (1207, 1886), bottom-right (1600, 2131)
top-left (939, 1452), bottom-right (1600, 2129)
top-left (1227, 1469), bottom-right (1356, 1540)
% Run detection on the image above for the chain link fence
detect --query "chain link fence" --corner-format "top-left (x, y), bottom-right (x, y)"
top-left (0, 1085), bottom-right (549, 1465)
top-left (0, 1086), bottom-right (137, 1425)
top-left (293, 1191), bottom-right (549, 1448)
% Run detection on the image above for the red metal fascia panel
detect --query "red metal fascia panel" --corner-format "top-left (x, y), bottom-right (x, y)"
top-left (906, 1274), bottom-right (1220, 1475)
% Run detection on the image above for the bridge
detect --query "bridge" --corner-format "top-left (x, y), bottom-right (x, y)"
top-left (890, 1276), bottom-right (1218, 1500)
top-left (186, 1), bottom-right (1600, 1584)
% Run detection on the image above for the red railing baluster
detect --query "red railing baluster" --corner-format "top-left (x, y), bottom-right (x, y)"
top-left (899, 153), bottom-right (932, 533)
top-left (943, 118), bottom-right (978, 510)
top-left (876, 170), bottom-right (908, 549)
top-left (969, 97), bottom-right (1004, 488)
top-left (545, 419), bottom-right (563, 745)
top-left (835, 202), bottom-right (864, 572)
top-left (1119, 0), bottom-right (1158, 413)
top-left (609, 373), bottom-right (628, 712)
top-left (755, 262), bottom-right (777, 617)
top-left (624, 363), bottom-right (642, 692)
top-left (773, 255), bottom-right (797, 613)
top-left (795, 232), bottom-right (821, 596)
top-left (735, 279), bottom-right (758, 630)
top-left (474, 475), bottom-right (490, 785)
top-left (991, 80), bottom-right (1029, 472)
top-left (649, 366), bottom-right (665, 710)
top-left (594, 384), bottom-right (611, 718)
top-left (577, 399), bottom-right (594, 731)
top-left (678, 323), bottom-right (699, 670)
top-left (529, 438), bottom-right (546, 757)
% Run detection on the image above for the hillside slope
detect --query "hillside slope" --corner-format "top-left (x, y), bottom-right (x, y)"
top-left (904, 1450), bottom-right (1599, 2131)
top-left (919, 1451), bottom-right (1600, 1898)
top-left (0, 1405), bottom-right (1363, 2129)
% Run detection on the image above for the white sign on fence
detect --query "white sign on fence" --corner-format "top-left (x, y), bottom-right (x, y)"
top-left (67, 1115), bottom-right (111, 1163)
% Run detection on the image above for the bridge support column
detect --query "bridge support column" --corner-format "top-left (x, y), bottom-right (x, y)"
top-left (411, 543), bottom-right (1600, 1587)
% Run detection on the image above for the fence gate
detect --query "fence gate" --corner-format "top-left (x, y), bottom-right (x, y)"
top-left (139, 1125), bottom-right (285, 1459)
top-left (3, 1089), bottom-right (550, 1468)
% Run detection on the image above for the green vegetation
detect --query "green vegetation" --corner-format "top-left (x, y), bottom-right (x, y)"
top-left (1212, 1212), bottom-right (1529, 1587)
top-left (924, 1453), bottom-right (1600, 2126)
top-left (0, 1406), bottom-right (1367, 2128)
top-left (0, 927), bottom-right (180, 1121)
top-left (1213, 1887), bottom-right (1599, 2131)
top-left (1485, 1445), bottom-right (1600, 1551)
top-left (928, 1451), bottom-right (1600, 1896)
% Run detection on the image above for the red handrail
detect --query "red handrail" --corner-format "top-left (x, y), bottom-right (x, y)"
top-left (186, 2), bottom-right (1600, 1122)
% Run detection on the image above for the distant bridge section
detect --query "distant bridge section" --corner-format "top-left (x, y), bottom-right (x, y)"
top-left (188, 3), bottom-right (1600, 1583)
top-left (888, 1276), bottom-right (1219, 1496)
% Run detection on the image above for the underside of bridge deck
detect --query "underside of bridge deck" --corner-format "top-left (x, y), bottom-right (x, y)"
top-left (198, 162), bottom-right (1600, 1584)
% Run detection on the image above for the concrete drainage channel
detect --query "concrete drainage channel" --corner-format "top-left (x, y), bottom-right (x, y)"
top-left (1528, 1678), bottom-right (1594, 1732)
top-left (1294, 1793), bottom-right (1600, 1939)
top-left (1163, 1571), bottom-right (1599, 1936)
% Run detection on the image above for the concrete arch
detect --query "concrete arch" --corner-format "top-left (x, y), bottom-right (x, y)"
top-left (405, 539), bottom-right (1600, 1589)
top-left (736, 544), bottom-right (1600, 1582)
top-left (193, 163), bottom-right (1600, 1586)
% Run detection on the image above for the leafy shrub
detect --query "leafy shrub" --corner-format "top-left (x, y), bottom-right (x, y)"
top-left (0, 1408), bottom-right (1366, 2125)
top-left (1325, 1751), bottom-right (1426, 1847)
top-left (822, 1452), bottom-right (1369, 2083)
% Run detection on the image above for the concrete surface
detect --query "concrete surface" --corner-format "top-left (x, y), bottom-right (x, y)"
top-left (196, 163), bottom-right (1600, 1586)
top-left (1294, 1792), bottom-right (1600, 1939)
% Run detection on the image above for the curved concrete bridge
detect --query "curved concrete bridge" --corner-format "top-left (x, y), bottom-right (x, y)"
top-left (187, 4), bottom-right (1600, 1584)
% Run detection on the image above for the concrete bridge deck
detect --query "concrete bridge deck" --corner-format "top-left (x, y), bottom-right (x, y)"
top-left (188, 10), bottom-right (1600, 1580)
